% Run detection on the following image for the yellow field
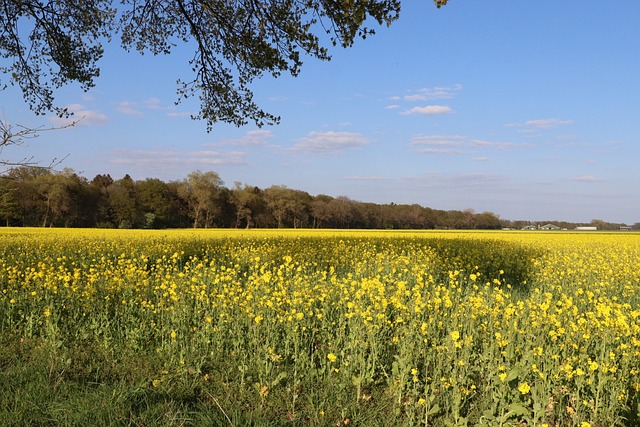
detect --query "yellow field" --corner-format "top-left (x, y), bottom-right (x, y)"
top-left (2, 228), bottom-right (640, 426)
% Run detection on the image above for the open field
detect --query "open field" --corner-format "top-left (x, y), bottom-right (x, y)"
top-left (1, 228), bottom-right (640, 426)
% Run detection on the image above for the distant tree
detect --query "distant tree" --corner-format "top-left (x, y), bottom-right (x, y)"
top-left (310, 195), bottom-right (334, 228)
top-left (1, 1), bottom-right (449, 130)
top-left (89, 174), bottom-right (114, 226)
top-left (107, 174), bottom-right (139, 228)
top-left (264, 185), bottom-right (311, 228)
top-left (136, 178), bottom-right (183, 228)
top-left (0, 178), bottom-right (19, 226)
top-left (397, 204), bottom-right (428, 229)
top-left (444, 210), bottom-right (466, 229)
top-left (3, 166), bottom-right (49, 226)
top-left (230, 183), bottom-right (265, 228)
top-left (35, 168), bottom-right (86, 227)
top-left (589, 219), bottom-right (622, 231)
top-left (178, 170), bottom-right (224, 228)
top-left (474, 211), bottom-right (502, 230)
top-left (328, 196), bottom-right (357, 228)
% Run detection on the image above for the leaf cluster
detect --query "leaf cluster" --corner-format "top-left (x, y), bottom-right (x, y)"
top-left (1, 0), bottom-right (448, 130)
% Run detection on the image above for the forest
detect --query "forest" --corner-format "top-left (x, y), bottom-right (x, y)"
top-left (0, 167), bottom-right (633, 230)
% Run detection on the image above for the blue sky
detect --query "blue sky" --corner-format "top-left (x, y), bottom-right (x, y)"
top-left (2, 0), bottom-right (639, 224)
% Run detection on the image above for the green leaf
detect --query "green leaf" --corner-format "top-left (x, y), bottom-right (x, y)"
top-left (427, 403), bottom-right (440, 416)
top-left (506, 402), bottom-right (529, 417)
top-left (505, 367), bottom-right (520, 383)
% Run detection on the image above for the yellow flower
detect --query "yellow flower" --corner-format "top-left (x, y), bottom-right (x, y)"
top-left (517, 381), bottom-right (531, 395)
top-left (327, 353), bottom-right (337, 363)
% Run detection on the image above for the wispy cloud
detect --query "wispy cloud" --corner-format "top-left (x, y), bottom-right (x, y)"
top-left (401, 105), bottom-right (452, 116)
top-left (166, 111), bottom-right (193, 118)
top-left (187, 150), bottom-right (247, 165)
top-left (117, 98), bottom-right (188, 117)
top-left (117, 101), bottom-right (143, 117)
top-left (344, 175), bottom-right (388, 181)
top-left (508, 118), bottom-right (574, 130)
top-left (49, 104), bottom-right (108, 127)
top-left (405, 172), bottom-right (507, 189)
top-left (218, 129), bottom-right (275, 147)
top-left (410, 134), bottom-right (529, 153)
top-left (570, 175), bottom-right (604, 182)
top-left (402, 84), bottom-right (463, 101)
top-left (416, 147), bottom-right (466, 154)
top-left (525, 118), bottom-right (573, 129)
top-left (410, 135), bottom-right (466, 147)
top-left (142, 98), bottom-right (166, 110)
top-left (109, 148), bottom-right (248, 170)
top-left (292, 131), bottom-right (370, 155)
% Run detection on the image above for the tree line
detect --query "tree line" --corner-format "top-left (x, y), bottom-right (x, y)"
top-left (0, 167), bottom-right (504, 229)
top-left (1, 167), bottom-right (634, 230)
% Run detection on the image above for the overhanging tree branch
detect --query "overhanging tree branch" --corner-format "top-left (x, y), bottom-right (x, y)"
top-left (0, 113), bottom-right (76, 170)
top-left (2, 0), bottom-right (449, 130)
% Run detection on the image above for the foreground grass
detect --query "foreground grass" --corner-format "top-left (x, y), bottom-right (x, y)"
top-left (1, 229), bottom-right (640, 426)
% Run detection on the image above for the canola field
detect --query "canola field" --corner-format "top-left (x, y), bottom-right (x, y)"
top-left (1, 228), bottom-right (640, 426)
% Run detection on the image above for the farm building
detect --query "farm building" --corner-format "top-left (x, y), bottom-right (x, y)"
top-left (540, 224), bottom-right (561, 230)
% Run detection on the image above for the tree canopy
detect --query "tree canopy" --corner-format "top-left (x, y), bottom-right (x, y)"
top-left (3, 166), bottom-right (633, 230)
top-left (1, 0), bottom-right (448, 130)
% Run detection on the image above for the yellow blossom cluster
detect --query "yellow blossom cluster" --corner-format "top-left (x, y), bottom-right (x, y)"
top-left (1, 228), bottom-right (639, 426)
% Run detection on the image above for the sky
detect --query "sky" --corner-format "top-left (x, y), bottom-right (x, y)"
top-left (2, 0), bottom-right (639, 224)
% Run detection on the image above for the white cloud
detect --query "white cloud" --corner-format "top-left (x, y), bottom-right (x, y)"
top-left (401, 105), bottom-right (452, 116)
top-left (405, 172), bottom-right (507, 189)
top-left (469, 139), bottom-right (531, 149)
top-left (187, 150), bottom-right (247, 165)
top-left (516, 118), bottom-right (573, 129)
top-left (48, 104), bottom-right (108, 127)
top-left (219, 129), bottom-right (275, 146)
top-left (117, 101), bottom-right (144, 117)
top-left (385, 104), bottom-right (401, 110)
top-left (571, 175), bottom-right (604, 182)
top-left (143, 98), bottom-right (165, 110)
top-left (292, 131), bottom-right (370, 155)
top-left (166, 111), bottom-right (193, 118)
top-left (410, 135), bottom-right (466, 147)
top-left (117, 98), bottom-right (180, 117)
top-left (410, 134), bottom-right (531, 155)
top-left (415, 147), bottom-right (466, 155)
top-left (526, 119), bottom-right (573, 129)
top-left (403, 84), bottom-right (463, 101)
top-left (344, 175), bottom-right (388, 181)
top-left (109, 147), bottom-right (248, 170)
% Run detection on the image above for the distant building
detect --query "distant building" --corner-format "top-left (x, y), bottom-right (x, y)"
top-left (521, 225), bottom-right (537, 230)
top-left (576, 226), bottom-right (598, 231)
top-left (620, 226), bottom-right (632, 231)
top-left (540, 224), bottom-right (561, 230)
